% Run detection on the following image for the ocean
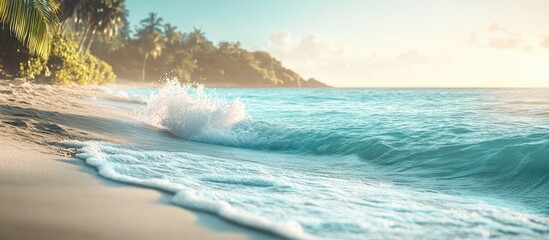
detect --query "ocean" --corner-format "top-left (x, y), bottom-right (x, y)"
top-left (66, 83), bottom-right (549, 239)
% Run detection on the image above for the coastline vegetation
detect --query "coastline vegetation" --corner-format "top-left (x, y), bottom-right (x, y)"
top-left (0, 0), bottom-right (327, 87)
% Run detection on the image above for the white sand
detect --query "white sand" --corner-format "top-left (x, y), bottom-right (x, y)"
top-left (0, 80), bottom-right (277, 240)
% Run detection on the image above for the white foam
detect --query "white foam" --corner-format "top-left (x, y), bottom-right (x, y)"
top-left (139, 79), bottom-right (247, 139)
top-left (172, 190), bottom-right (309, 240)
top-left (66, 140), bottom-right (312, 240)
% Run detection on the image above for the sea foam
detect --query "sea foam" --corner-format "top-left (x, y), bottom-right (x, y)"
top-left (139, 80), bottom-right (247, 139)
top-left (63, 140), bottom-right (312, 240)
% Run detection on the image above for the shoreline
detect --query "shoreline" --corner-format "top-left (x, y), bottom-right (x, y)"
top-left (0, 80), bottom-right (278, 240)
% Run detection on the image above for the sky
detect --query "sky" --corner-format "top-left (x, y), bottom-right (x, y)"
top-left (127, 0), bottom-right (549, 87)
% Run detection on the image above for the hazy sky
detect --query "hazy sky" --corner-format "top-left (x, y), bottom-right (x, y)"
top-left (127, 0), bottom-right (549, 87)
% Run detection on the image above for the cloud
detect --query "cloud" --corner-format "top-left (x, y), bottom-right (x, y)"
top-left (487, 22), bottom-right (504, 32)
top-left (468, 22), bottom-right (522, 50)
top-left (467, 31), bottom-right (479, 47)
top-left (267, 31), bottom-right (348, 79)
top-left (268, 32), bottom-right (295, 52)
top-left (488, 36), bottom-right (521, 49)
top-left (267, 31), bottom-right (428, 70)
top-left (540, 35), bottom-right (549, 49)
top-left (265, 31), bottom-right (434, 86)
top-left (268, 31), bottom-right (344, 62)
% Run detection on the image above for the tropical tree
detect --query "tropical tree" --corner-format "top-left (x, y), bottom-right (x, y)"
top-left (164, 23), bottom-right (181, 45)
top-left (136, 12), bottom-right (165, 81)
top-left (186, 27), bottom-right (206, 45)
top-left (136, 13), bottom-right (165, 81)
top-left (72, 0), bottom-right (96, 51)
top-left (84, 0), bottom-right (127, 53)
top-left (0, 0), bottom-right (59, 58)
top-left (139, 12), bottom-right (163, 34)
top-left (138, 31), bottom-right (164, 81)
top-left (58, 0), bottom-right (85, 24)
top-left (60, 0), bottom-right (127, 53)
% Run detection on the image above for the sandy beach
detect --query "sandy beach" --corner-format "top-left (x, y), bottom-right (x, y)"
top-left (1, 1), bottom-right (548, 238)
top-left (0, 80), bottom-right (277, 240)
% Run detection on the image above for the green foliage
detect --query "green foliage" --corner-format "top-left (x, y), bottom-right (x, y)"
top-left (106, 14), bottom-right (327, 87)
top-left (49, 35), bottom-right (115, 84)
top-left (139, 12), bottom-right (163, 34)
top-left (87, 54), bottom-right (116, 85)
top-left (0, 0), bottom-right (59, 58)
top-left (48, 35), bottom-right (86, 84)
top-left (19, 57), bottom-right (47, 80)
top-left (0, 0), bottom-right (119, 84)
top-left (19, 35), bottom-right (115, 85)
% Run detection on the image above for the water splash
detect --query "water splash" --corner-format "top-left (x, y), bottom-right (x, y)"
top-left (139, 79), bottom-right (247, 139)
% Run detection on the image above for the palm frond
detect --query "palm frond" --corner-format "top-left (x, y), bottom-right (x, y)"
top-left (0, 0), bottom-right (59, 58)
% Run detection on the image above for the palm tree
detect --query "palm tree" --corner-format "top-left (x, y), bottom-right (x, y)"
top-left (140, 12), bottom-right (163, 35)
top-left (184, 27), bottom-right (215, 55)
top-left (164, 23), bottom-right (181, 45)
top-left (66, 0), bottom-right (127, 53)
top-left (187, 27), bottom-right (206, 45)
top-left (137, 12), bottom-right (165, 81)
top-left (84, 0), bottom-right (127, 53)
top-left (0, 0), bottom-right (59, 58)
top-left (137, 28), bottom-right (164, 81)
top-left (58, 0), bottom-right (85, 25)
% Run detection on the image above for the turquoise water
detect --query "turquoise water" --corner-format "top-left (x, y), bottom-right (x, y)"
top-left (71, 85), bottom-right (549, 239)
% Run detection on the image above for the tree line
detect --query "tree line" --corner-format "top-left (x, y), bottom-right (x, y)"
top-left (0, 0), bottom-right (327, 87)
